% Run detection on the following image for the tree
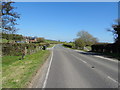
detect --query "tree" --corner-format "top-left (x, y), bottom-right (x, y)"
top-left (37, 38), bottom-right (45, 43)
top-left (108, 19), bottom-right (120, 45)
top-left (76, 30), bottom-right (98, 46)
top-left (2, 2), bottom-right (20, 34)
top-left (74, 38), bottom-right (85, 49)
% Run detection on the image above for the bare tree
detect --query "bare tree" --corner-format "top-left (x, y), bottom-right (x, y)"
top-left (2, 2), bottom-right (20, 34)
top-left (77, 30), bottom-right (98, 46)
top-left (108, 19), bottom-right (120, 45)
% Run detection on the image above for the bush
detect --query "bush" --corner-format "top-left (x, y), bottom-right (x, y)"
top-left (2, 43), bottom-right (50, 56)
top-left (63, 43), bottom-right (73, 48)
top-left (39, 43), bottom-right (50, 47)
top-left (2, 33), bottom-right (24, 41)
top-left (91, 43), bottom-right (120, 54)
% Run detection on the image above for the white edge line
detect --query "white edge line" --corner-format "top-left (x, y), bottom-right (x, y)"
top-left (71, 52), bottom-right (119, 86)
top-left (73, 49), bottom-right (118, 63)
top-left (94, 56), bottom-right (118, 63)
top-left (42, 48), bottom-right (54, 88)
top-left (52, 45), bottom-right (55, 49)
top-left (107, 76), bottom-right (118, 83)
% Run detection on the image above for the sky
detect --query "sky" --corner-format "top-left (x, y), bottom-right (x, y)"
top-left (9, 0), bottom-right (120, 2)
top-left (13, 2), bottom-right (118, 42)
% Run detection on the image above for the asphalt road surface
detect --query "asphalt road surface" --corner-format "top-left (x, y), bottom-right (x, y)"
top-left (43, 44), bottom-right (119, 88)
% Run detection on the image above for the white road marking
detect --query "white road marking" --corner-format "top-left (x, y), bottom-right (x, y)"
top-left (42, 48), bottom-right (54, 88)
top-left (107, 76), bottom-right (118, 83)
top-left (73, 49), bottom-right (118, 63)
top-left (71, 54), bottom-right (87, 64)
top-left (82, 60), bottom-right (87, 63)
top-left (52, 45), bottom-right (55, 49)
top-left (94, 56), bottom-right (118, 63)
top-left (71, 49), bottom-right (119, 86)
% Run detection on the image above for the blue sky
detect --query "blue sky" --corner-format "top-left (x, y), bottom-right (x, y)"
top-left (14, 2), bottom-right (118, 42)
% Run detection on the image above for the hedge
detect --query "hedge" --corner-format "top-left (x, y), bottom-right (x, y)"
top-left (91, 43), bottom-right (120, 54)
top-left (63, 44), bottom-right (73, 48)
top-left (2, 43), bottom-right (50, 56)
top-left (2, 33), bottom-right (24, 41)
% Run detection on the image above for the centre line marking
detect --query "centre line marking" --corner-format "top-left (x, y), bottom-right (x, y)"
top-left (82, 60), bottom-right (87, 63)
top-left (71, 54), bottom-right (87, 64)
top-left (107, 76), bottom-right (118, 83)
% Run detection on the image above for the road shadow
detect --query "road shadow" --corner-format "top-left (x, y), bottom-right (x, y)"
top-left (77, 51), bottom-right (119, 60)
top-left (77, 51), bottom-right (101, 56)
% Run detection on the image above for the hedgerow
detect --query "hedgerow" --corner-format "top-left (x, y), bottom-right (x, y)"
top-left (63, 43), bottom-right (73, 48)
top-left (2, 43), bottom-right (50, 56)
top-left (91, 43), bottom-right (120, 54)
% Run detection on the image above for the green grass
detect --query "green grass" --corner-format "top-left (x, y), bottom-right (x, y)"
top-left (1, 39), bottom-right (8, 43)
top-left (2, 50), bottom-right (50, 88)
top-left (1, 39), bottom-right (14, 43)
top-left (47, 44), bottom-right (55, 48)
top-left (86, 46), bottom-right (92, 51)
top-left (45, 40), bottom-right (58, 44)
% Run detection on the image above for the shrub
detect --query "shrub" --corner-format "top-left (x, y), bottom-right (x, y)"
top-left (63, 44), bottom-right (73, 48)
top-left (91, 43), bottom-right (120, 54)
top-left (2, 43), bottom-right (50, 56)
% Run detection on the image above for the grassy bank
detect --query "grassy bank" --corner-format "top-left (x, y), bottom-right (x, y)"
top-left (2, 50), bottom-right (50, 88)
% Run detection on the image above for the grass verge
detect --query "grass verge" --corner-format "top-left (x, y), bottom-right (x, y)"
top-left (47, 44), bottom-right (55, 48)
top-left (2, 50), bottom-right (50, 88)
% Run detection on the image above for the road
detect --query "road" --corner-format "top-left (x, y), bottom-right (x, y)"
top-left (43, 44), bottom-right (119, 88)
